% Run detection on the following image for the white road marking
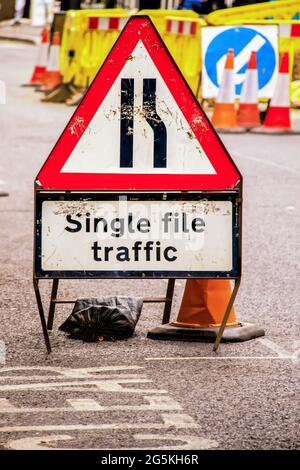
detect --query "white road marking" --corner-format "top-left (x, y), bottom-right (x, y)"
top-left (0, 366), bottom-right (143, 376)
top-left (0, 396), bottom-right (181, 413)
top-left (66, 398), bottom-right (103, 411)
top-left (4, 433), bottom-right (218, 450)
top-left (132, 433), bottom-right (218, 450)
top-left (0, 413), bottom-right (198, 433)
top-left (232, 151), bottom-right (300, 177)
top-left (0, 398), bottom-right (15, 411)
top-left (145, 356), bottom-right (293, 361)
top-left (4, 435), bottom-right (74, 450)
top-left (258, 338), bottom-right (292, 358)
top-left (0, 373), bottom-right (147, 382)
top-left (67, 395), bottom-right (181, 412)
top-left (0, 379), bottom-right (167, 394)
top-left (146, 339), bottom-right (300, 362)
top-left (0, 365), bottom-right (217, 450)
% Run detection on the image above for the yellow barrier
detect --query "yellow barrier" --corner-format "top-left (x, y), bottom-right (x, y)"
top-left (291, 80), bottom-right (300, 105)
top-left (206, 0), bottom-right (300, 26)
top-left (60, 8), bottom-right (207, 94)
top-left (138, 9), bottom-right (199, 35)
top-left (80, 12), bottom-right (130, 87)
top-left (60, 9), bottom-right (127, 88)
top-left (163, 16), bottom-right (205, 94)
top-left (60, 9), bottom-right (85, 86)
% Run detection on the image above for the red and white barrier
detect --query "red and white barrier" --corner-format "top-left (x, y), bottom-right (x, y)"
top-left (166, 19), bottom-right (197, 36)
top-left (88, 17), bottom-right (128, 31)
top-left (279, 24), bottom-right (300, 38)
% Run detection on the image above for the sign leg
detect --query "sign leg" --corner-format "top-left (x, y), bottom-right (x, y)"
top-left (162, 278), bottom-right (176, 324)
top-left (47, 278), bottom-right (59, 330)
top-left (213, 278), bottom-right (241, 352)
top-left (32, 277), bottom-right (52, 354)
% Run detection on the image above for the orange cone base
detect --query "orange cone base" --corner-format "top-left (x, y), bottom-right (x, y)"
top-left (22, 67), bottom-right (46, 87)
top-left (263, 106), bottom-right (291, 130)
top-left (147, 279), bottom-right (265, 343)
top-left (42, 72), bottom-right (62, 91)
top-left (211, 104), bottom-right (245, 133)
top-left (250, 127), bottom-right (300, 135)
top-left (147, 322), bottom-right (265, 343)
top-left (250, 105), bottom-right (300, 134)
top-left (237, 104), bottom-right (261, 129)
top-left (211, 103), bottom-right (237, 128)
top-left (175, 280), bottom-right (238, 328)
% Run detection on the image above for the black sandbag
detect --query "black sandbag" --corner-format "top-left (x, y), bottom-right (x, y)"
top-left (59, 297), bottom-right (143, 342)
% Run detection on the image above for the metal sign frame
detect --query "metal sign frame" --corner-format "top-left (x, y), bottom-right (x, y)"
top-left (33, 187), bottom-right (242, 354)
top-left (32, 16), bottom-right (243, 354)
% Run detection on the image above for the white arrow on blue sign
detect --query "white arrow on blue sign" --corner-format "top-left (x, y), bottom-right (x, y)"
top-left (201, 25), bottom-right (278, 99)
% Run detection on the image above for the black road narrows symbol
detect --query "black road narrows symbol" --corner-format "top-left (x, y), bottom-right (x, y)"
top-left (120, 78), bottom-right (134, 168)
top-left (120, 78), bottom-right (167, 169)
top-left (142, 78), bottom-right (167, 168)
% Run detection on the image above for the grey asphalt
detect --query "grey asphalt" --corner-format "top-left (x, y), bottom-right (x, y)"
top-left (0, 40), bottom-right (299, 451)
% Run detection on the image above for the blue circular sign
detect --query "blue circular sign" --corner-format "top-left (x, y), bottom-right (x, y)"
top-left (204, 27), bottom-right (276, 95)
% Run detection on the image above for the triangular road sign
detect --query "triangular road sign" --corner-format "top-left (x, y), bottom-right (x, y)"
top-left (36, 16), bottom-right (241, 191)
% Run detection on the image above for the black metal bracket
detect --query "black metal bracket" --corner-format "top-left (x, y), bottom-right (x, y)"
top-left (33, 277), bottom-right (176, 354)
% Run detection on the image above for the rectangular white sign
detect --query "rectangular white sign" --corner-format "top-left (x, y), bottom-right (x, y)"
top-left (40, 200), bottom-right (233, 273)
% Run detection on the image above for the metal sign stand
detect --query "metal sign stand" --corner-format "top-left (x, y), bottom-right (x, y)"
top-left (32, 17), bottom-right (243, 355)
top-left (32, 276), bottom-right (241, 354)
top-left (33, 187), bottom-right (241, 354)
top-left (33, 276), bottom-right (176, 354)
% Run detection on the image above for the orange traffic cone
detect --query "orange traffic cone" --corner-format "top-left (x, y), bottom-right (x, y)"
top-left (263, 52), bottom-right (291, 131)
top-left (174, 280), bottom-right (238, 328)
top-left (147, 279), bottom-right (265, 344)
top-left (211, 49), bottom-right (240, 131)
top-left (237, 51), bottom-right (261, 129)
top-left (22, 28), bottom-right (49, 87)
top-left (42, 32), bottom-right (62, 92)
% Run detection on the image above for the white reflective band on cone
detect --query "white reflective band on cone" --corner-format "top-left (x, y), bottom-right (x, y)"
top-left (270, 74), bottom-right (290, 107)
top-left (216, 70), bottom-right (235, 103)
top-left (36, 43), bottom-right (48, 68)
top-left (47, 45), bottom-right (60, 72)
top-left (240, 69), bottom-right (258, 104)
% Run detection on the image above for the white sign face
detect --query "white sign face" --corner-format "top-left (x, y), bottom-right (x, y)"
top-left (201, 25), bottom-right (278, 99)
top-left (61, 40), bottom-right (216, 176)
top-left (40, 200), bottom-right (233, 273)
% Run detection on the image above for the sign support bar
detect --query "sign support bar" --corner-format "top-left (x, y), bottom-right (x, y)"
top-left (33, 278), bottom-right (177, 353)
top-left (213, 278), bottom-right (241, 351)
top-left (32, 277), bottom-right (52, 354)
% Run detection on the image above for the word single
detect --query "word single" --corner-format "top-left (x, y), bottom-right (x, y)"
top-left (65, 212), bottom-right (205, 238)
